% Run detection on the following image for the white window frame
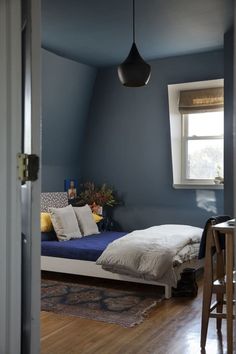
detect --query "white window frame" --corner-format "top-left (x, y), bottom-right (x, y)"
top-left (168, 79), bottom-right (224, 189)
top-left (181, 112), bottom-right (224, 185)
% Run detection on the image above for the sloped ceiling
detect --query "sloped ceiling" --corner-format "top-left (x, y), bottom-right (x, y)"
top-left (41, 0), bottom-right (233, 67)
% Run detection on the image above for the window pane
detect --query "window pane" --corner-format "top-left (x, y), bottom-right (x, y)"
top-left (188, 111), bottom-right (224, 137)
top-left (187, 139), bottom-right (224, 179)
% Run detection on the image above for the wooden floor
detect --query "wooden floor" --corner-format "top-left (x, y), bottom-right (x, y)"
top-left (41, 272), bottom-right (231, 354)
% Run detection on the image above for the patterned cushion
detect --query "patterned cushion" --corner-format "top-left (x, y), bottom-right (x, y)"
top-left (41, 192), bottom-right (68, 212)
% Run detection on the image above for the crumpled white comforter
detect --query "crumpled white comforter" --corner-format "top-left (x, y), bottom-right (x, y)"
top-left (96, 224), bottom-right (203, 287)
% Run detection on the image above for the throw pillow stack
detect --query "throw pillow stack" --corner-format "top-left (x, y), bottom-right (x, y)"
top-left (41, 204), bottom-right (100, 241)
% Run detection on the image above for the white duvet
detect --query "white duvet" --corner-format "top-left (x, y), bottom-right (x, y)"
top-left (96, 224), bottom-right (203, 287)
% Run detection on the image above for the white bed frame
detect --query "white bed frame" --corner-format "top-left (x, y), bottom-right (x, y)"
top-left (40, 193), bottom-right (204, 299)
top-left (41, 256), bottom-right (204, 299)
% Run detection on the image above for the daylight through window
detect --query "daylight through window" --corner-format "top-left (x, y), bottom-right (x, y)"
top-left (181, 111), bottom-right (224, 183)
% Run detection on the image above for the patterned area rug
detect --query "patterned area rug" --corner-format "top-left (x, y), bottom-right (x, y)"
top-left (41, 279), bottom-right (164, 327)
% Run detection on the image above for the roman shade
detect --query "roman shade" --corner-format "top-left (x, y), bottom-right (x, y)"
top-left (179, 87), bottom-right (224, 114)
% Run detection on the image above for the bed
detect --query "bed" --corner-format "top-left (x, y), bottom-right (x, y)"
top-left (41, 192), bottom-right (204, 298)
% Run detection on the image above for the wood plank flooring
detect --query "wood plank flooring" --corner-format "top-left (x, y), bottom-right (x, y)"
top-left (41, 272), bottom-right (231, 354)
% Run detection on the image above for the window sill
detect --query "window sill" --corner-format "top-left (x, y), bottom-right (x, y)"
top-left (173, 184), bottom-right (224, 190)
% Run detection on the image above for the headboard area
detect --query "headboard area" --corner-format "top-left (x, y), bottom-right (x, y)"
top-left (41, 192), bottom-right (68, 212)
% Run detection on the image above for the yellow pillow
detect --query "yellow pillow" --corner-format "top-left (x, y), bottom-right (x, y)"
top-left (92, 213), bottom-right (103, 223)
top-left (41, 212), bottom-right (53, 232)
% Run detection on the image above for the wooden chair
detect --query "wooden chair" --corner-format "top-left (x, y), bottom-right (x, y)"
top-left (200, 220), bottom-right (234, 351)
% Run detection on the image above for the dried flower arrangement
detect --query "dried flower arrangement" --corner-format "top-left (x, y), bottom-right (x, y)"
top-left (78, 182), bottom-right (117, 209)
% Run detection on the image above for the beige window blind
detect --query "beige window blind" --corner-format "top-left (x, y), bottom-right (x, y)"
top-left (179, 87), bottom-right (224, 114)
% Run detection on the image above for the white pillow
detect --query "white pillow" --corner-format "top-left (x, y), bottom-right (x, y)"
top-left (49, 204), bottom-right (82, 241)
top-left (73, 204), bottom-right (100, 237)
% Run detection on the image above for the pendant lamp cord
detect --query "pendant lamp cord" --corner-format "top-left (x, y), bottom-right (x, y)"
top-left (133, 0), bottom-right (135, 43)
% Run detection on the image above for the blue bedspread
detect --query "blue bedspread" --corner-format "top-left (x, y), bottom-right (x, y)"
top-left (41, 231), bottom-right (127, 262)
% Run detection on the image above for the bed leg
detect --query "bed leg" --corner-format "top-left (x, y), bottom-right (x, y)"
top-left (164, 285), bottom-right (172, 299)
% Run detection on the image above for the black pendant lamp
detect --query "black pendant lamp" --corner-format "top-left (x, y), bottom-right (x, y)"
top-left (118, 0), bottom-right (151, 87)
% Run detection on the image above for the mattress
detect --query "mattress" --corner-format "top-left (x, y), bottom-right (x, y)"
top-left (41, 231), bottom-right (127, 262)
top-left (41, 230), bottom-right (200, 266)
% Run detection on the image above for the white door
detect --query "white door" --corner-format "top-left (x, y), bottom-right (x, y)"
top-left (0, 1), bottom-right (41, 354)
top-left (21, 0), bottom-right (41, 353)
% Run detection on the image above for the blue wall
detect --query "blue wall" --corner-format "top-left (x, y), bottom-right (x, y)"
top-left (42, 49), bottom-right (97, 191)
top-left (82, 50), bottom-right (225, 230)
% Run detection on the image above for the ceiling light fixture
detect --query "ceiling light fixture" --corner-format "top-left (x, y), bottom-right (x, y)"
top-left (118, 0), bottom-right (151, 87)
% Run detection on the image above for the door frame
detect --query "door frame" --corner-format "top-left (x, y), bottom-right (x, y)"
top-left (0, 1), bottom-right (22, 353)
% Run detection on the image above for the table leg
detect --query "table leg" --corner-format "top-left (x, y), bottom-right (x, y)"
top-left (226, 232), bottom-right (234, 354)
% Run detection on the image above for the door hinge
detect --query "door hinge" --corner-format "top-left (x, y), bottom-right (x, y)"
top-left (17, 153), bottom-right (39, 182)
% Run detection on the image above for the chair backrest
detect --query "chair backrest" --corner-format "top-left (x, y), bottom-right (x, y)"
top-left (198, 215), bottom-right (231, 259)
top-left (41, 192), bottom-right (68, 212)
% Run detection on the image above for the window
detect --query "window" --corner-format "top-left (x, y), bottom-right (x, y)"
top-left (168, 79), bottom-right (224, 189)
top-left (181, 111), bottom-right (224, 183)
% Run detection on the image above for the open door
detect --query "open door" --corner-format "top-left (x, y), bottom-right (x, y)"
top-left (21, 0), bottom-right (41, 353)
top-left (0, 1), bottom-right (41, 353)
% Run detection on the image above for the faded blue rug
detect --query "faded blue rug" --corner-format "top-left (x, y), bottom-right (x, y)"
top-left (41, 279), bottom-right (164, 327)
